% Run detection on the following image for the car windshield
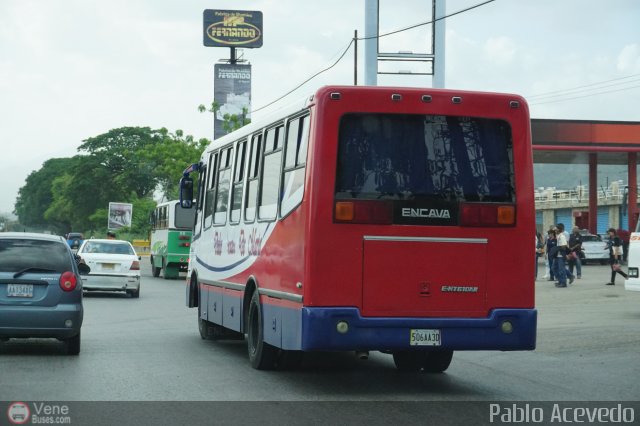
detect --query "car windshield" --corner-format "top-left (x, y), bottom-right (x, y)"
top-left (0, 239), bottom-right (72, 273)
top-left (83, 241), bottom-right (135, 255)
top-left (581, 235), bottom-right (602, 242)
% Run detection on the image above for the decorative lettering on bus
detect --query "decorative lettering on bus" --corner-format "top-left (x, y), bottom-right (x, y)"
top-left (227, 239), bottom-right (236, 255)
top-left (238, 229), bottom-right (246, 256)
top-left (401, 208), bottom-right (451, 219)
top-left (248, 228), bottom-right (262, 256)
top-left (213, 232), bottom-right (223, 256)
top-left (440, 286), bottom-right (479, 293)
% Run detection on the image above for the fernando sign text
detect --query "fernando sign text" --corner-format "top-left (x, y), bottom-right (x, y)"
top-left (203, 9), bottom-right (263, 48)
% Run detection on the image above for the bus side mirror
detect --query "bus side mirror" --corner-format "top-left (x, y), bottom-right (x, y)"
top-left (180, 176), bottom-right (194, 209)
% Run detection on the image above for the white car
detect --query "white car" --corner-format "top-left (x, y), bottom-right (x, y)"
top-left (77, 239), bottom-right (141, 298)
top-left (579, 233), bottom-right (609, 265)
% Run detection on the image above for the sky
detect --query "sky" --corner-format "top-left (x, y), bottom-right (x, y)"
top-left (1, 0), bottom-right (639, 215)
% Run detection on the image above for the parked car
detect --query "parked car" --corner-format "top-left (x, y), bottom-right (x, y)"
top-left (0, 232), bottom-right (90, 354)
top-left (580, 233), bottom-right (609, 264)
top-left (66, 232), bottom-right (84, 254)
top-left (77, 239), bottom-right (141, 298)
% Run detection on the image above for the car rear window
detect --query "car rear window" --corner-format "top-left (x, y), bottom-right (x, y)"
top-left (83, 242), bottom-right (135, 255)
top-left (582, 235), bottom-right (601, 242)
top-left (0, 239), bottom-right (72, 273)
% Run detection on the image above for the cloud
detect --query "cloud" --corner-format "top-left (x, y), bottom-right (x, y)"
top-left (483, 36), bottom-right (518, 66)
top-left (617, 44), bottom-right (640, 73)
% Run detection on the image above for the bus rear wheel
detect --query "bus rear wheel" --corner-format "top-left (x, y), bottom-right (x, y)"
top-left (247, 291), bottom-right (278, 370)
top-left (151, 256), bottom-right (161, 277)
top-left (392, 350), bottom-right (453, 373)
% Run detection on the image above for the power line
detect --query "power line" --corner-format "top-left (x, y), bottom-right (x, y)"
top-left (252, 0), bottom-right (496, 114)
top-left (251, 39), bottom-right (354, 114)
top-left (526, 73), bottom-right (640, 100)
top-left (528, 83), bottom-right (640, 106)
top-left (359, 0), bottom-right (496, 41)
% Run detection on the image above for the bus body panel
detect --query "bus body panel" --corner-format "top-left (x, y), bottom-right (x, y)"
top-left (304, 86), bottom-right (535, 318)
top-left (187, 85), bottom-right (536, 355)
top-left (626, 232), bottom-right (640, 291)
top-left (150, 201), bottom-right (194, 274)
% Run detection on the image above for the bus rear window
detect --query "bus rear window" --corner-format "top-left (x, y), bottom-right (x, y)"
top-left (335, 114), bottom-right (515, 203)
top-left (174, 203), bottom-right (196, 229)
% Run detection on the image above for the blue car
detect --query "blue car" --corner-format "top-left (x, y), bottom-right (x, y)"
top-left (66, 232), bottom-right (84, 253)
top-left (0, 232), bottom-right (90, 354)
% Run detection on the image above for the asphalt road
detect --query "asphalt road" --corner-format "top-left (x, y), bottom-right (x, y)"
top-left (1, 259), bottom-right (639, 407)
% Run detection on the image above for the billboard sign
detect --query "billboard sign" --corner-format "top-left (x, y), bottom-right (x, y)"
top-left (203, 10), bottom-right (263, 48)
top-left (108, 202), bottom-right (133, 230)
top-left (213, 63), bottom-right (251, 140)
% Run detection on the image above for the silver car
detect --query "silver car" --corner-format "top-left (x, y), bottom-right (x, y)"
top-left (78, 239), bottom-right (141, 298)
top-left (0, 232), bottom-right (89, 355)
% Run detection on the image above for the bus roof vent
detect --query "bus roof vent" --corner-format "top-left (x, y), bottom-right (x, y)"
top-left (330, 92), bottom-right (342, 100)
top-left (421, 95), bottom-right (432, 103)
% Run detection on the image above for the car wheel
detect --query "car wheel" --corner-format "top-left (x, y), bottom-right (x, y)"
top-left (129, 288), bottom-right (140, 298)
top-left (247, 291), bottom-right (279, 370)
top-left (600, 260), bottom-right (608, 265)
top-left (65, 332), bottom-right (81, 355)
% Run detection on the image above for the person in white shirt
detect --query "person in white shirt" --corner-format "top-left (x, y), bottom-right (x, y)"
top-left (554, 223), bottom-right (575, 287)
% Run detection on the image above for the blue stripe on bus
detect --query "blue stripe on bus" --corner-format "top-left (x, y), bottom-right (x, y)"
top-left (195, 255), bottom-right (250, 272)
top-left (257, 304), bottom-right (536, 352)
top-left (299, 307), bottom-right (537, 351)
top-left (203, 286), bottom-right (536, 352)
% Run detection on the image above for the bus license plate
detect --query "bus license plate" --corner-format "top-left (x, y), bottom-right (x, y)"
top-left (409, 329), bottom-right (441, 346)
top-left (8, 284), bottom-right (34, 298)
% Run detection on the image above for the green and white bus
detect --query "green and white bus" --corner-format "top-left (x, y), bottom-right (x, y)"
top-left (150, 200), bottom-right (195, 279)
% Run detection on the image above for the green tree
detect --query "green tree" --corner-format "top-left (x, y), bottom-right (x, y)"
top-left (198, 101), bottom-right (251, 135)
top-left (138, 128), bottom-right (208, 200)
top-left (78, 127), bottom-right (163, 199)
top-left (14, 157), bottom-right (83, 233)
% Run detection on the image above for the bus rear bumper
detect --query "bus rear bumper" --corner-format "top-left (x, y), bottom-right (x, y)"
top-left (300, 308), bottom-right (537, 351)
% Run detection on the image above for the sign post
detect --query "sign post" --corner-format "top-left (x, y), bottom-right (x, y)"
top-left (203, 9), bottom-right (263, 139)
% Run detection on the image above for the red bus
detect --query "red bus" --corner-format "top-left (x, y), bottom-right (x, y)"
top-left (180, 85), bottom-right (537, 371)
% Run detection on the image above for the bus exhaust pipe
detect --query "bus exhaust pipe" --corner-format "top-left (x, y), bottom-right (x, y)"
top-left (355, 351), bottom-right (369, 360)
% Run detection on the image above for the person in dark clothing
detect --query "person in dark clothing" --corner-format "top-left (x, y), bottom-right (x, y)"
top-left (546, 229), bottom-right (558, 282)
top-left (617, 228), bottom-right (630, 264)
top-left (605, 228), bottom-right (628, 285)
top-left (568, 226), bottom-right (583, 279)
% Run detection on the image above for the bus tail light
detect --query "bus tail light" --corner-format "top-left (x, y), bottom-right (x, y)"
top-left (180, 242), bottom-right (191, 247)
top-left (130, 261), bottom-right (140, 271)
top-left (178, 235), bottom-right (191, 240)
top-left (334, 201), bottom-right (392, 224)
top-left (59, 271), bottom-right (77, 292)
top-left (460, 204), bottom-right (516, 227)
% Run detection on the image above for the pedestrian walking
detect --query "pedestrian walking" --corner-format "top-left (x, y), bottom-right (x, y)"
top-left (605, 228), bottom-right (628, 285)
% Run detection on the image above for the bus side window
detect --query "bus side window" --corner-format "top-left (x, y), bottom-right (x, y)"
top-left (214, 147), bottom-right (233, 225)
top-left (281, 115), bottom-right (309, 217)
top-left (244, 133), bottom-right (262, 223)
top-left (203, 152), bottom-right (218, 229)
top-left (230, 140), bottom-right (247, 224)
top-left (259, 125), bottom-right (284, 221)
